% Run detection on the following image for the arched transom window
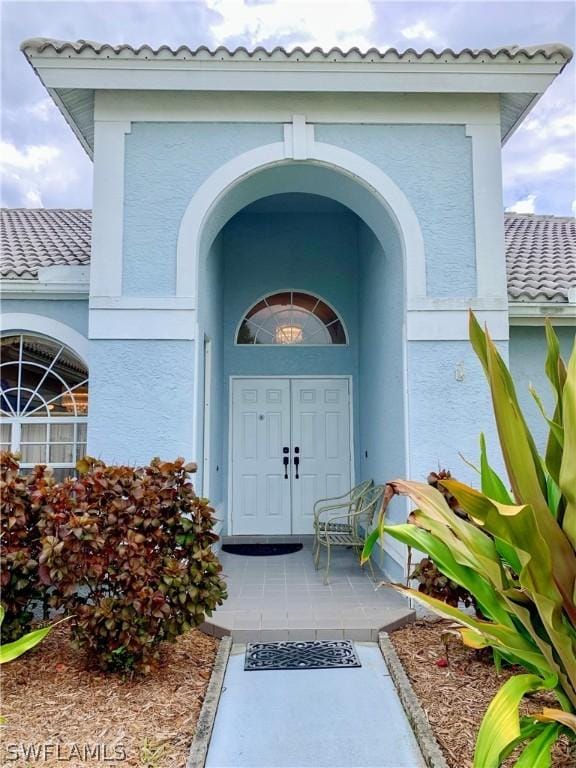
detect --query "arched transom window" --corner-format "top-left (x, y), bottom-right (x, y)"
top-left (237, 291), bottom-right (347, 346)
top-left (0, 334), bottom-right (88, 480)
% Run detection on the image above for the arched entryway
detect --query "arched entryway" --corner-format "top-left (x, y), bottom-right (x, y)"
top-left (182, 155), bottom-right (412, 548)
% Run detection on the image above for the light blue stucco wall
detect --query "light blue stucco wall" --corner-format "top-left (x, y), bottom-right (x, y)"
top-left (123, 122), bottom-right (283, 296)
top-left (316, 124), bottom-right (476, 297)
top-left (197, 233), bottom-right (224, 507)
top-left (357, 221), bottom-right (405, 519)
top-left (406, 340), bottom-right (506, 487)
top-left (88, 340), bottom-right (195, 465)
top-left (222, 210), bottom-right (359, 379)
top-left (1, 299), bottom-right (88, 341)
top-left (510, 326), bottom-right (575, 452)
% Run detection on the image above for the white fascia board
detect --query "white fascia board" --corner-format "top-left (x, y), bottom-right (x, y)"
top-left (35, 63), bottom-right (558, 95)
top-left (509, 302), bottom-right (576, 325)
top-left (0, 279), bottom-right (89, 300)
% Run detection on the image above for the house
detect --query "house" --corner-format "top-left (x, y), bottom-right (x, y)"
top-left (1, 39), bottom-right (574, 580)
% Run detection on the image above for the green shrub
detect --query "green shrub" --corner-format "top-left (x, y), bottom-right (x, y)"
top-left (36, 456), bottom-right (227, 674)
top-left (364, 315), bottom-right (576, 766)
top-left (0, 454), bottom-right (52, 642)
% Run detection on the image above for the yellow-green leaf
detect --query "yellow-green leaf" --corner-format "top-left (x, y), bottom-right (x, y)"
top-left (473, 673), bottom-right (555, 768)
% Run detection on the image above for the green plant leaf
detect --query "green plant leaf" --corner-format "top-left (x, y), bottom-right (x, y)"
top-left (559, 339), bottom-right (576, 549)
top-left (469, 312), bottom-right (549, 515)
top-left (0, 624), bottom-right (54, 664)
top-left (513, 723), bottom-right (561, 768)
top-left (479, 433), bottom-right (513, 505)
top-left (543, 320), bottom-right (567, 485)
top-left (361, 528), bottom-right (381, 564)
top-left (472, 673), bottom-right (556, 768)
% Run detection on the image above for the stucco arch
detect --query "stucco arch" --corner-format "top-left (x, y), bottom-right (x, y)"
top-left (176, 140), bottom-right (426, 303)
top-left (0, 314), bottom-right (90, 365)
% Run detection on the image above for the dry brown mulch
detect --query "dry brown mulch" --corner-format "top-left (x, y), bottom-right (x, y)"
top-left (390, 618), bottom-right (574, 768)
top-left (1, 623), bottom-right (219, 767)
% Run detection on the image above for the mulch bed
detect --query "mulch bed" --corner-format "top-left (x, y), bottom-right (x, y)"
top-left (1, 623), bottom-right (219, 767)
top-left (390, 618), bottom-right (574, 768)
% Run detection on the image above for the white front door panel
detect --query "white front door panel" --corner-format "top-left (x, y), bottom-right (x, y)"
top-left (231, 378), bottom-right (351, 535)
top-left (231, 379), bottom-right (291, 535)
top-left (291, 379), bottom-right (351, 534)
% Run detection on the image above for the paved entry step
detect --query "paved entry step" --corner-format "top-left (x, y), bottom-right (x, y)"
top-left (245, 640), bottom-right (361, 671)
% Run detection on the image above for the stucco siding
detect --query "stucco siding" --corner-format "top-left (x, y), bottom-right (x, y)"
top-left (87, 339), bottom-right (195, 465)
top-left (197, 233), bottom-right (224, 507)
top-left (123, 122), bottom-right (283, 296)
top-left (357, 221), bottom-right (406, 523)
top-left (1, 298), bottom-right (88, 339)
top-left (316, 124), bottom-right (476, 297)
top-left (406, 339), bottom-right (505, 486)
top-left (510, 326), bottom-right (575, 452)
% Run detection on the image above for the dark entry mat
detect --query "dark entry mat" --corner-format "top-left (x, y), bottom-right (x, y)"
top-left (245, 640), bottom-right (361, 671)
top-left (222, 542), bottom-right (303, 557)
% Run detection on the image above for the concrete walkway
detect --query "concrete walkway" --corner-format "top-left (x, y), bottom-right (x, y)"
top-left (206, 642), bottom-right (425, 768)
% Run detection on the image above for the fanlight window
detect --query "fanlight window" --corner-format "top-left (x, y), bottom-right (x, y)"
top-left (237, 291), bottom-right (347, 346)
top-left (0, 334), bottom-right (88, 481)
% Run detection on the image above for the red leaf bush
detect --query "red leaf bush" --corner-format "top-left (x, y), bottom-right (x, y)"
top-left (0, 453), bottom-right (227, 674)
top-left (0, 454), bottom-right (52, 641)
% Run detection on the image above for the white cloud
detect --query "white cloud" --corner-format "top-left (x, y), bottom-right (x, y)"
top-left (572, 200), bottom-right (576, 217)
top-left (26, 98), bottom-right (56, 121)
top-left (0, 141), bottom-right (60, 171)
top-left (536, 152), bottom-right (572, 173)
top-left (0, 141), bottom-right (78, 208)
top-left (401, 21), bottom-right (436, 41)
top-left (506, 194), bottom-right (537, 214)
top-left (205, 0), bottom-right (378, 51)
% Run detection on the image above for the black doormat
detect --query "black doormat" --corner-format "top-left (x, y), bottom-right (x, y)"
top-left (222, 542), bottom-right (303, 557)
top-left (245, 640), bottom-right (361, 671)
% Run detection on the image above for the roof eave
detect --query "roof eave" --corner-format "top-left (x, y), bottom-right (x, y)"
top-left (21, 41), bottom-right (571, 154)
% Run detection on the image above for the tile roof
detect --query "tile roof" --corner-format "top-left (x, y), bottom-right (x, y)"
top-left (0, 208), bottom-right (91, 280)
top-left (1, 208), bottom-right (574, 303)
top-left (21, 38), bottom-right (573, 64)
top-left (505, 213), bottom-right (576, 302)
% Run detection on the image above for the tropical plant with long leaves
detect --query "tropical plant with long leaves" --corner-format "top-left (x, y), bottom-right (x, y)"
top-left (363, 313), bottom-right (576, 767)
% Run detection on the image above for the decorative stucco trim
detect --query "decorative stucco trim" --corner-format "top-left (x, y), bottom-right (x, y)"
top-left (89, 296), bottom-right (196, 310)
top-left (176, 138), bottom-right (426, 304)
top-left (95, 91), bottom-right (502, 127)
top-left (466, 124), bottom-right (508, 300)
top-left (90, 120), bottom-right (131, 297)
top-left (0, 313), bottom-right (90, 363)
top-left (0, 280), bottom-right (89, 300)
top-left (406, 308), bottom-right (509, 341)
top-left (508, 303), bottom-right (576, 326)
top-left (89, 308), bottom-right (196, 339)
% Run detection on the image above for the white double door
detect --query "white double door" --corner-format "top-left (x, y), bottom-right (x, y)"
top-left (231, 378), bottom-right (352, 535)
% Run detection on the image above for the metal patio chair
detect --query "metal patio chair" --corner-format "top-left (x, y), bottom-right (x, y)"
top-left (314, 482), bottom-right (384, 584)
top-left (312, 479), bottom-right (373, 559)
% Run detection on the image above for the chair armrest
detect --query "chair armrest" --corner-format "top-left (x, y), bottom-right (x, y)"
top-left (313, 491), bottom-right (351, 514)
top-left (314, 501), bottom-right (353, 521)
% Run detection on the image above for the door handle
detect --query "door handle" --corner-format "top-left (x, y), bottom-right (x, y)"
top-left (294, 447), bottom-right (300, 480)
top-left (283, 447), bottom-right (289, 479)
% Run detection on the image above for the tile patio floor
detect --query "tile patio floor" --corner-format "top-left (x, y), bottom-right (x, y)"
top-left (202, 537), bottom-right (415, 642)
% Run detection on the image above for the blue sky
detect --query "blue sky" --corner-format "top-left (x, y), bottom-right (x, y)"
top-left (1, 0), bottom-right (574, 215)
